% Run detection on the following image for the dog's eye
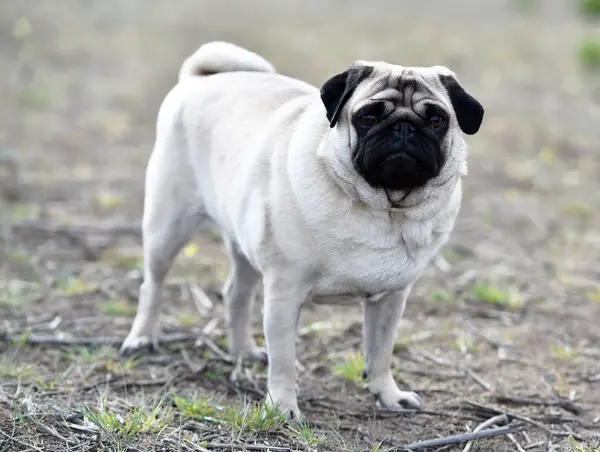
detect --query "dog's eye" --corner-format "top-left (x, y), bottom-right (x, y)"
top-left (357, 115), bottom-right (377, 127)
top-left (429, 115), bottom-right (445, 129)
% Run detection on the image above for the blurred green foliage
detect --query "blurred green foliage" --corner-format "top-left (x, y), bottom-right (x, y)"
top-left (579, 0), bottom-right (600, 16)
top-left (579, 37), bottom-right (600, 68)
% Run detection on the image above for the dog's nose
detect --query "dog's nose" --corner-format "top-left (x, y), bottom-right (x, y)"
top-left (391, 121), bottom-right (416, 141)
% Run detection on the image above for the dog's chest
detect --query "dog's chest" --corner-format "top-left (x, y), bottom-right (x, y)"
top-left (311, 218), bottom-right (448, 303)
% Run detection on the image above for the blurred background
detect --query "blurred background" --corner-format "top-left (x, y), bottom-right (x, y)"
top-left (2, 0), bottom-right (600, 303)
top-left (0, 1), bottom-right (599, 449)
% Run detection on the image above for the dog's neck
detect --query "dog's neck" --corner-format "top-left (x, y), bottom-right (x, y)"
top-left (313, 138), bottom-right (462, 223)
top-left (386, 173), bottom-right (460, 218)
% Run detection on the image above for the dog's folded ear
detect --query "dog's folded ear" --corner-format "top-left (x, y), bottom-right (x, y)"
top-left (320, 65), bottom-right (374, 128)
top-left (438, 74), bottom-right (484, 135)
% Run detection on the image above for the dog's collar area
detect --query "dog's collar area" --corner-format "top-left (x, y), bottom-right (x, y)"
top-left (386, 188), bottom-right (416, 213)
top-left (389, 203), bottom-right (408, 213)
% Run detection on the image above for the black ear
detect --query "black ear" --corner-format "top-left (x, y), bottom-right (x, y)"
top-left (439, 75), bottom-right (484, 135)
top-left (320, 65), bottom-right (374, 128)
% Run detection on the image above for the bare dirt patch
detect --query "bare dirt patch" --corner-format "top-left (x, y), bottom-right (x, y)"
top-left (1, 1), bottom-right (599, 451)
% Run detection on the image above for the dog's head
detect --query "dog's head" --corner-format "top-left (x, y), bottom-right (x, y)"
top-left (319, 61), bottom-right (484, 205)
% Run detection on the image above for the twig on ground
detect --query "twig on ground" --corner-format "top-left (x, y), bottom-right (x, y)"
top-left (203, 444), bottom-right (292, 451)
top-left (463, 367), bottom-right (494, 391)
top-left (179, 345), bottom-right (208, 374)
top-left (410, 350), bottom-right (494, 391)
top-left (464, 400), bottom-right (553, 438)
top-left (162, 437), bottom-right (209, 452)
top-left (33, 421), bottom-right (73, 445)
top-left (416, 349), bottom-right (455, 367)
top-left (0, 331), bottom-right (197, 347)
top-left (37, 375), bottom-right (175, 397)
top-left (507, 432), bottom-right (527, 452)
top-left (223, 379), bottom-right (265, 400)
top-left (402, 369), bottom-right (466, 378)
top-left (433, 254), bottom-right (451, 272)
top-left (398, 422), bottom-right (524, 451)
top-left (61, 422), bottom-right (99, 436)
top-left (0, 426), bottom-right (45, 452)
top-left (352, 405), bottom-right (482, 422)
top-left (524, 441), bottom-right (546, 450)
top-left (195, 333), bottom-right (232, 363)
top-left (300, 337), bottom-right (363, 361)
top-left (470, 329), bottom-right (512, 350)
top-left (189, 283), bottom-right (214, 314)
top-left (80, 372), bottom-right (185, 395)
top-left (494, 394), bottom-right (583, 416)
top-left (462, 414), bottom-right (508, 452)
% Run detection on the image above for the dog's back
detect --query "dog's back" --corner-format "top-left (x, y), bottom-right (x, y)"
top-left (148, 43), bottom-right (320, 249)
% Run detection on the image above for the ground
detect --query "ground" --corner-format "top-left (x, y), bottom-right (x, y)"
top-left (1, 1), bottom-right (600, 451)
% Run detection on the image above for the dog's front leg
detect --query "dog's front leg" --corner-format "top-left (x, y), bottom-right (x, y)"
top-left (262, 272), bottom-right (309, 420)
top-left (363, 287), bottom-right (422, 410)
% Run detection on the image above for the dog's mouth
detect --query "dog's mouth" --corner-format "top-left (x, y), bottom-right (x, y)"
top-left (380, 152), bottom-right (438, 177)
top-left (354, 148), bottom-right (442, 192)
top-left (386, 186), bottom-right (418, 210)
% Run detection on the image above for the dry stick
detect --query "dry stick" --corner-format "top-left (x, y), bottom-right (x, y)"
top-left (82, 375), bottom-right (176, 394)
top-left (33, 421), bottom-right (73, 445)
top-left (463, 367), bottom-right (494, 391)
top-left (204, 444), bottom-right (292, 452)
top-left (399, 422), bottom-right (525, 451)
top-left (162, 437), bottom-right (209, 452)
top-left (37, 375), bottom-right (177, 398)
top-left (403, 368), bottom-right (466, 378)
top-left (507, 433), bottom-right (527, 452)
top-left (414, 349), bottom-right (494, 391)
top-left (197, 334), bottom-right (233, 363)
top-left (417, 349), bottom-right (455, 367)
top-left (61, 422), bottom-right (98, 436)
top-left (0, 426), bottom-right (45, 452)
top-left (524, 441), bottom-right (546, 450)
top-left (462, 414), bottom-right (508, 452)
top-left (494, 394), bottom-right (583, 416)
top-left (464, 400), bottom-right (553, 438)
top-left (189, 283), bottom-right (214, 312)
top-left (179, 345), bottom-right (207, 373)
top-left (374, 407), bottom-right (482, 422)
top-left (0, 331), bottom-right (197, 347)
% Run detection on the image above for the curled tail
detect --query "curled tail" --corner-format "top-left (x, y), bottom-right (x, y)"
top-left (178, 41), bottom-right (276, 81)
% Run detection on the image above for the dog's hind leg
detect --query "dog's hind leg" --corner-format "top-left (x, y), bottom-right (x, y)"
top-left (222, 239), bottom-right (266, 363)
top-left (120, 139), bottom-right (203, 355)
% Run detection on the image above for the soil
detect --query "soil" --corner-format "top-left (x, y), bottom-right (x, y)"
top-left (1, 1), bottom-right (599, 451)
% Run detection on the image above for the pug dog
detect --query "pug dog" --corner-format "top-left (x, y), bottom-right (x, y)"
top-left (120, 41), bottom-right (484, 420)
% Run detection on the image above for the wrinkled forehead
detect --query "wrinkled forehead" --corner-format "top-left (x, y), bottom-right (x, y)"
top-left (351, 62), bottom-right (451, 112)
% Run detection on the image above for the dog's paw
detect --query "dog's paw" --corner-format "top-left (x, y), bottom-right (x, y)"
top-left (368, 373), bottom-right (422, 411)
top-left (247, 346), bottom-right (268, 365)
top-left (264, 392), bottom-right (304, 423)
top-left (229, 345), bottom-right (269, 365)
top-left (376, 389), bottom-right (422, 411)
top-left (119, 333), bottom-right (157, 356)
